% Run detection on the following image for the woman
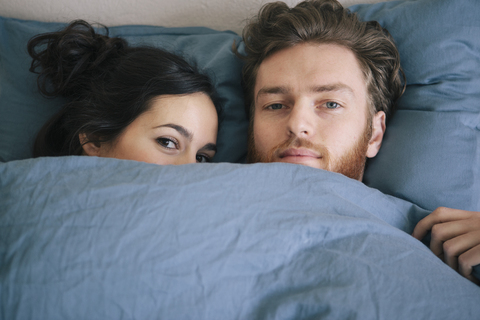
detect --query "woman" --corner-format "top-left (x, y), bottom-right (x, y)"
top-left (28, 20), bottom-right (219, 165)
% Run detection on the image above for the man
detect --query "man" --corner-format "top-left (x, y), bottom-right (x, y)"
top-left (238, 0), bottom-right (480, 284)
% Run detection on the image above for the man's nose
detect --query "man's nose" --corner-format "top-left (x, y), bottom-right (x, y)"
top-left (286, 103), bottom-right (315, 138)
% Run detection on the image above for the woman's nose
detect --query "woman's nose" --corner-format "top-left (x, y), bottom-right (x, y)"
top-left (171, 153), bottom-right (197, 165)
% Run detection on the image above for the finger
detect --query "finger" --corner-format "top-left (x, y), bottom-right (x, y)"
top-left (412, 219), bottom-right (430, 240)
top-left (430, 218), bottom-right (480, 257)
top-left (443, 231), bottom-right (480, 272)
top-left (412, 207), bottom-right (472, 240)
top-left (438, 252), bottom-right (444, 262)
top-left (467, 275), bottom-right (480, 286)
top-left (458, 243), bottom-right (480, 285)
top-left (429, 220), bottom-right (467, 257)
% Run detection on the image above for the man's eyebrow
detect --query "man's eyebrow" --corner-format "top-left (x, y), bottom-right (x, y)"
top-left (310, 83), bottom-right (355, 97)
top-left (256, 86), bottom-right (290, 102)
top-left (155, 124), bottom-right (193, 141)
top-left (255, 83), bottom-right (355, 102)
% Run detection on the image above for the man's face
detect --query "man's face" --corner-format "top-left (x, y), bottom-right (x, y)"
top-left (249, 43), bottom-right (385, 180)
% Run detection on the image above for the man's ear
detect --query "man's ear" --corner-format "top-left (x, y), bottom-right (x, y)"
top-left (79, 133), bottom-right (101, 156)
top-left (366, 111), bottom-right (386, 158)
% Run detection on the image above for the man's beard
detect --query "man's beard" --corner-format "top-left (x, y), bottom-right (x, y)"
top-left (247, 122), bottom-right (372, 181)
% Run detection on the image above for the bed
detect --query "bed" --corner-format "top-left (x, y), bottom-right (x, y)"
top-left (1, 0), bottom-right (480, 319)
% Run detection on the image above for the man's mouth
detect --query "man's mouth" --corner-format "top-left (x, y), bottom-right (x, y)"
top-left (278, 148), bottom-right (321, 159)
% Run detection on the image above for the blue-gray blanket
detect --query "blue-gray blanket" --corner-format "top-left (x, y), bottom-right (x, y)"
top-left (1, 157), bottom-right (479, 319)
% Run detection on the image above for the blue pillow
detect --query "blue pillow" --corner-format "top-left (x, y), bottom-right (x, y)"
top-left (351, 0), bottom-right (480, 211)
top-left (0, 17), bottom-right (248, 163)
top-left (2, 0), bottom-right (480, 213)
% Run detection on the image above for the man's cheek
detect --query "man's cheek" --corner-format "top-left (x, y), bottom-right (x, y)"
top-left (253, 128), bottom-right (272, 154)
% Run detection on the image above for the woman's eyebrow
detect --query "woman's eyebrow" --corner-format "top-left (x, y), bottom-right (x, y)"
top-left (155, 124), bottom-right (193, 141)
top-left (201, 143), bottom-right (217, 153)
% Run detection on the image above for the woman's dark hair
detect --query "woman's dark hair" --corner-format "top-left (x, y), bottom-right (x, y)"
top-left (28, 20), bottom-right (219, 157)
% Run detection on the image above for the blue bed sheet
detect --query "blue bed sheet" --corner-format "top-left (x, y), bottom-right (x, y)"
top-left (1, 157), bottom-right (479, 319)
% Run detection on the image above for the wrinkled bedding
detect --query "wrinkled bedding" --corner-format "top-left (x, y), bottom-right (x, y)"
top-left (1, 157), bottom-right (479, 319)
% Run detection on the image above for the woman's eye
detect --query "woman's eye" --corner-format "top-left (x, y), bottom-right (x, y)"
top-left (156, 138), bottom-right (178, 149)
top-left (196, 154), bottom-right (211, 163)
top-left (326, 101), bottom-right (339, 109)
top-left (267, 103), bottom-right (284, 110)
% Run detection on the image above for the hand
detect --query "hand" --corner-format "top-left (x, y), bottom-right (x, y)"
top-left (412, 207), bottom-right (480, 285)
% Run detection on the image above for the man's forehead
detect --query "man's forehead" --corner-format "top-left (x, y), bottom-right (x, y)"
top-left (254, 43), bottom-right (367, 102)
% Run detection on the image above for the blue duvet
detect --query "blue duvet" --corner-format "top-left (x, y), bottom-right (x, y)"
top-left (1, 157), bottom-right (479, 319)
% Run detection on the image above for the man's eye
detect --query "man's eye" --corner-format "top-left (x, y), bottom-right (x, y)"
top-left (196, 154), bottom-right (211, 163)
top-left (156, 138), bottom-right (178, 149)
top-left (267, 103), bottom-right (284, 110)
top-left (326, 101), bottom-right (339, 109)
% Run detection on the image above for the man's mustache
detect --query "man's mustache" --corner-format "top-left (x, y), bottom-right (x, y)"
top-left (266, 136), bottom-right (330, 163)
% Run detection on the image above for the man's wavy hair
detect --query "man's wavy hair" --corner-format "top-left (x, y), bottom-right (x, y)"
top-left (238, 0), bottom-right (405, 121)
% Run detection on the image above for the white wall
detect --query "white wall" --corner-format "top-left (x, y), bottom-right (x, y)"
top-left (0, 0), bottom-right (388, 34)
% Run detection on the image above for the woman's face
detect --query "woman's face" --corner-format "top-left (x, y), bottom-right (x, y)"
top-left (82, 93), bottom-right (218, 165)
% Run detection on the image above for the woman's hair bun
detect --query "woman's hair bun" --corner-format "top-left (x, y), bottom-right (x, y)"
top-left (28, 20), bottom-right (127, 97)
